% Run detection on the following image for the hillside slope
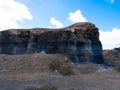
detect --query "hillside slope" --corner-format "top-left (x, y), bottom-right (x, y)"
top-left (0, 53), bottom-right (120, 90)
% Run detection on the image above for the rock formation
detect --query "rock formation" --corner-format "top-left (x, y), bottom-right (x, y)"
top-left (115, 47), bottom-right (120, 52)
top-left (0, 22), bottom-right (104, 64)
top-left (103, 47), bottom-right (120, 66)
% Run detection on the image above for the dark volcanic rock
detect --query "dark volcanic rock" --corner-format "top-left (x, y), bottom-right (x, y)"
top-left (0, 22), bottom-right (104, 64)
top-left (115, 47), bottom-right (120, 52)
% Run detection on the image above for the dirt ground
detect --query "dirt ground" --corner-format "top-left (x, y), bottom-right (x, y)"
top-left (0, 53), bottom-right (120, 90)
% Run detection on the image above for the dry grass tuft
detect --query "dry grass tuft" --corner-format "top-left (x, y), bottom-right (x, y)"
top-left (24, 87), bottom-right (40, 90)
top-left (78, 64), bottom-right (97, 74)
top-left (24, 85), bottom-right (57, 90)
top-left (115, 65), bottom-right (120, 72)
top-left (59, 64), bottom-right (73, 76)
top-left (39, 85), bottom-right (57, 90)
top-left (49, 60), bottom-right (74, 75)
top-left (49, 60), bottom-right (61, 71)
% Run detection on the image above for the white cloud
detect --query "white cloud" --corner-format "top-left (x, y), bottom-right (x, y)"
top-left (50, 17), bottom-right (63, 28)
top-left (68, 10), bottom-right (87, 23)
top-left (100, 28), bottom-right (120, 49)
top-left (0, 0), bottom-right (32, 31)
top-left (110, 0), bottom-right (114, 4)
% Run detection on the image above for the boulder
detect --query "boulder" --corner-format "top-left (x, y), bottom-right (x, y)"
top-left (0, 22), bottom-right (104, 64)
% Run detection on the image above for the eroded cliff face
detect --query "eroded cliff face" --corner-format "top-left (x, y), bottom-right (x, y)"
top-left (0, 22), bottom-right (104, 64)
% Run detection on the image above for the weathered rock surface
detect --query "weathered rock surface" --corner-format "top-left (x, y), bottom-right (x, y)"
top-left (0, 22), bottom-right (104, 64)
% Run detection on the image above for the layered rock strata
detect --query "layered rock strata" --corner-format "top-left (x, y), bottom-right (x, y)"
top-left (0, 22), bottom-right (104, 64)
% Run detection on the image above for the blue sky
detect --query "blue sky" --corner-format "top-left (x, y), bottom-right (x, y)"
top-left (18, 0), bottom-right (120, 30)
top-left (0, 0), bottom-right (120, 49)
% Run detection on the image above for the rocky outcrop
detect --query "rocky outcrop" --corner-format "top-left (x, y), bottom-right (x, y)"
top-left (103, 47), bottom-right (120, 66)
top-left (115, 47), bottom-right (120, 52)
top-left (0, 22), bottom-right (104, 64)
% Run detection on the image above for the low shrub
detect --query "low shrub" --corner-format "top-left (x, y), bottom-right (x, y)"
top-left (59, 64), bottom-right (73, 76)
top-left (115, 65), bottom-right (120, 72)
top-left (78, 64), bottom-right (97, 74)
top-left (49, 60), bottom-right (73, 75)
top-left (24, 85), bottom-right (57, 90)
top-left (39, 85), bottom-right (57, 90)
top-left (49, 60), bottom-right (61, 71)
top-left (24, 87), bottom-right (40, 90)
